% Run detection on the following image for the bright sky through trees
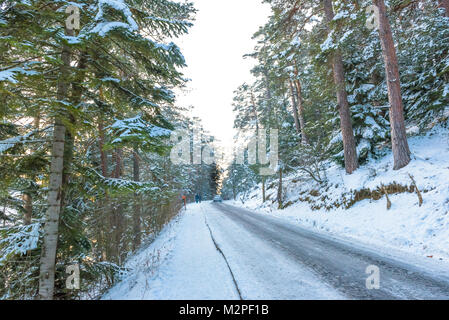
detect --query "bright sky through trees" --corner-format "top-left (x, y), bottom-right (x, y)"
top-left (177, 0), bottom-right (270, 153)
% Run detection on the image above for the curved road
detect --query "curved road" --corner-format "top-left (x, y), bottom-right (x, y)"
top-left (205, 203), bottom-right (449, 300)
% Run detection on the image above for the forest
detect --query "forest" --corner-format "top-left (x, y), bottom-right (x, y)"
top-left (0, 0), bottom-right (222, 299)
top-left (1, 0), bottom-right (449, 300)
top-left (222, 0), bottom-right (449, 207)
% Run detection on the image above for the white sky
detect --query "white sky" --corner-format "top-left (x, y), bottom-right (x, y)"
top-left (176, 0), bottom-right (271, 154)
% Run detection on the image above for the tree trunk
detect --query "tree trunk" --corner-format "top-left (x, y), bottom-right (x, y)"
top-left (23, 193), bottom-right (32, 225)
top-left (112, 148), bottom-right (125, 262)
top-left (250, 91), bottom-right (259, 133)
top-left (374, 0), bottom-right (411, 170)
top-left (60, 53), bottom-right (87, 208)
top-left (38, 120), bottom-right (67, 300)
top-left (439, 0), bottom-right (449, 17)
top-left (277, 167), bottom-right (283, 209)
top-left (289, 80), bottom-right (301, 135)
top-left (263, 68), bottom-right (273, 123)
top-left (98, 119), bottom-right (108, 177)
top-left (23, 114), bottom-right (41, 226)
top-left (38, 28), bottom-right (72, 300)
top-left (132, 148), bottom-right (141, 252)
top-left (34, 111), bottom-right (40, 130)
top-left (323, 0), bottom-right (358, 174)
top-left (97, 115), bottom-right (109, 261)
top-left (294, 79), bottom-right (308, 144)
top-left (262, 177), bottom-right (266, 203)
top-left (292, 69), bottom-right (309, 144)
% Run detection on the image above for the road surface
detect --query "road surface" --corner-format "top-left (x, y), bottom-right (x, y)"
top-left (205, 203), bottom-right (449, 300)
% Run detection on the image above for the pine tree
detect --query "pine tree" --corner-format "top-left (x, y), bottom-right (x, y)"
top-left (322, 0), bottom-right (358, 174)
top-left (1, 0), bottom-right (196, 299)
top-left (374, 0), bottom-right (411, 170)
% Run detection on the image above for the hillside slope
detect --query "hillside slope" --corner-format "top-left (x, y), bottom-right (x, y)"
top-left (231, 126), bottom-right (449, 262)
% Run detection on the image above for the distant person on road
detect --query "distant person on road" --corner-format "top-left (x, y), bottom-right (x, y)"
top-left (198, 195), bottom-right (202, 203)
top-left (194, 194), bottom-right (199, 203)
top-left (182, 195), bottom-right (187, 210)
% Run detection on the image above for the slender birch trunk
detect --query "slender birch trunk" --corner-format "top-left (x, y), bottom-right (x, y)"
top-left (112, 148), bottom-right (125, 262)
top-left (23, 193), bottom-right (32, 225)
top-left (277, 167), bottom-right (283, 209)
top-left (60, 53), bottom-right (87, 207)
top-left (374, 0), bottom-right (411, 170)
top-left (98, 101), bottom-right (109, 261)
top-left (323, 0), bottom-right (358, 174)
top-left (38, 28), bottom-right (72, 300)
top-left (38, 121), bottom-right (67, 299)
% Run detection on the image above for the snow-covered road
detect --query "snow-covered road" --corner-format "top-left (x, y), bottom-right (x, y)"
top-left (104, 202), bottom-right (449, 300)
top-left (103, 203), bottom-right (239, 300)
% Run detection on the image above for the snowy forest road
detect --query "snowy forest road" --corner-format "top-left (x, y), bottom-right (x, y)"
top-left (206, 203), bottom-right (449, 300)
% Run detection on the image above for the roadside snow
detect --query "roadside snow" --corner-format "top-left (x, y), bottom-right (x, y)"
top-left (104, 203), bottom-right (344, 300)
top-left (102, 204), bottom-right (239, 300)
top-left (232, 126), bottom-right (449, 264)
top-left (205, 204), bottom-right (344, 299)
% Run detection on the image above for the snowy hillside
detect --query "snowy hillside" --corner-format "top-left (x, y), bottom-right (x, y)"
top-left (230, 126), bottom-right (449, 263)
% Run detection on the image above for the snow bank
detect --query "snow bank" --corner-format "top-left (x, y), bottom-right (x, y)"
top-left (232, 126), bottom-right (449, 263)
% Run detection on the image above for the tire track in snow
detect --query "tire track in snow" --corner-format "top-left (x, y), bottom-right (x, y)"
top-left (203, 208), bottom-right (243, 300)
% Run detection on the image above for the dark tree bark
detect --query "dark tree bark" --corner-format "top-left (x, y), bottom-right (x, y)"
top-left (97, 89), bottom-right (109, 261)
top-left (289, 80), bottom-right (302, 135)
top-left (322, 0), bottom-right (358, 174)
top-left (132, 148), bottom-right (141, 251)
top-left (263, 68), bottom-right (273, 123)
top-left (277, 167), bottom-right (283, 209)
top-left (61, 53), bottom-right (87, 204)
top-left (112, 148), bottom-right (124, 262)
top-left (293, 65), bottom-right (310, 145)
top-left (374, 0), bottom-right (411, 170)
top-left (262, 177), bottom-right (266, 203)
top-left (293, 80), bottom-right (309, 145)
top-left (250, 91), bottom-right (259, 133)
top-left (438, 0), bottom-right (449, 17)
top-left (33, 112), bottom-right (40, 130)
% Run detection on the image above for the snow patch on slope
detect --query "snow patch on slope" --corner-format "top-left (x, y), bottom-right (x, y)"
top-left (232, 126), bottom-right (449, 263)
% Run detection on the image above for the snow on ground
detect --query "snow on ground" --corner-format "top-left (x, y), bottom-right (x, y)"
top-left (103, 203), bottom-right (344, 300)
top-left (205, 204), bottom-right (344, 299)
top-left (103, 204), bottom-right (239, 300)
top-left (102, 127), bottom-right (449, 300)
top-left (231, 126), bottom-right (449, 264)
